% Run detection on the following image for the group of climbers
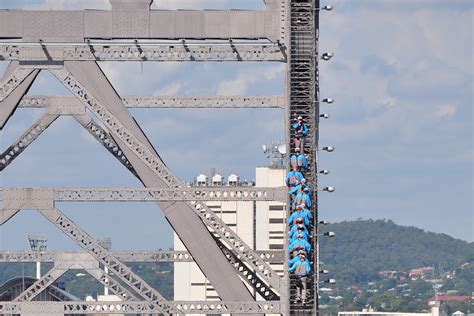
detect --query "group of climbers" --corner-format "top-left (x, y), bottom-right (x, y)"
top-left (286, 115), bottom-right (313, 305)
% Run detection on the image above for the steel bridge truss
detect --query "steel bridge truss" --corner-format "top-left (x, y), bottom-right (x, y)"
top-left (0, 0), bottom-right (323, 314)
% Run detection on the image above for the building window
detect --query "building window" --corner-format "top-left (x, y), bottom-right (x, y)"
top-left (269, 218), bottom-right (284, 224)
top-left (269, 244), bottom-right (284, 250)
top-left (269, 205), bottom-right (284, 211)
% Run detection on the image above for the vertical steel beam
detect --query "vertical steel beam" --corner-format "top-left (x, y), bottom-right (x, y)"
top-left (314, 1), bottom-right (322, 313)
top-left (0, 62), bottom-right (40, 130)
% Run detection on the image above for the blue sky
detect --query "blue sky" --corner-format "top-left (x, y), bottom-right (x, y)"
top-left (0, 0), bottom-right (472, 253)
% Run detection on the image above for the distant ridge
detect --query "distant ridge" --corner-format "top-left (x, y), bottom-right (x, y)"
top-left (320, 219), bottom-right (474, 283)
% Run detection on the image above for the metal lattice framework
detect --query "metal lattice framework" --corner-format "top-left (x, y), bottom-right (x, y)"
top-left (0, 0), bottom-right (325, 314)
top-left (18, 95), bottom-right (285, 109)
top-left (0, 250), bottom-right (284, 263)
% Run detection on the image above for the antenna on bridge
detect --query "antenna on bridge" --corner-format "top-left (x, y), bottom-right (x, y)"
top-left (262, 141), bottom-right (286, 168)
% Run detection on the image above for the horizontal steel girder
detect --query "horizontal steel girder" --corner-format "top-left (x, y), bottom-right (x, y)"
top-left (0, 301), bottom-right (281, 314)
top-left (0, 4), bottom-right (280, 42)
top-left (0, 43), bottom-right (286, 62)
top-left (0, 186), bottom-right (287, 205)
top-left (0, 250), bottom-right (284, 263)
top-left (18, 95), bottom-right (285, 110)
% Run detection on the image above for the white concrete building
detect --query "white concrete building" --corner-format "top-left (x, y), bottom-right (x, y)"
top-left (174, 167), bottom-right (286, 302)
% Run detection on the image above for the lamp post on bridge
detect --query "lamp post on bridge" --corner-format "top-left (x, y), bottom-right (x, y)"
top-left (26, 235), bottom-right (47, 279)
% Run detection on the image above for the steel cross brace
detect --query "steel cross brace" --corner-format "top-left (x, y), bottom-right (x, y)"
top-left (73, 114), bottom-right (139, 176)
top-left (0, 43), bottom-right (286, 62)
top-left (38, 208), bottom-right (179, 315)
top-left (0, 300), bottom-right (281, 314)
top-left (13, 266), bottom-right (68, 302)
top-left (0, 113), bottom-right (59, 171)
top-left (86, 267), bottom-right (140, 302)
top-left (0, 66), bottom-right (36, 102)
top-left (18, 95), bottom-right (285, 109)
top-left (0, 250), bottom-right (284, 264)
top-left (49, 66), bottom-right (282, 294)
top-left (0, 62), bottom-right (40, 130)
top-left (215, 237), bottom-right (278, 301)
top-left (12, 252), bottom-right (138, 303)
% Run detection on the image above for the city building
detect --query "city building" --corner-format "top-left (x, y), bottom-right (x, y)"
top-left (338, 305), bottom-right (441, 316)
top-left (174, 167), bottom-right (286, 303)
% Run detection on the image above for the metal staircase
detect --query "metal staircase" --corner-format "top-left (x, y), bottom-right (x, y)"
top-left (287, 0), bottom-right (320, 314)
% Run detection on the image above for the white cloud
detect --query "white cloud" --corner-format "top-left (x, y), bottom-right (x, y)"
top-left (217, 64), bottom-right (284, 95)
top-left (25, 0), bottom-right (110, 10)
top-left (319, 0), bottom-right (473, 143)
top-left (434, 103), bottom-right (458, 118)
top-left (153, 82), bottom-right (184, 96)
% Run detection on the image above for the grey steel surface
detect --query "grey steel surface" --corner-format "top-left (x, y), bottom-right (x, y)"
top-left (0, 2), bottom-right (280, 41)
top-left (0, 187), bottom-right (287, 203)
top-left (285, 0), bottom-right (320, 314)
top-left (0, 113), bottom-right (59, 171)
top-left (0, 301), bottom-right (281, 314)
top-left (0, 62), bottom-right (39, 130)
top-left (0, 250), bottom-right (284, 263)
top-left (13, 267), bottom-right (68, 302)
top-left (18, 95), bottom-right (285, 109)
top-left (52, 61), bottom-right (259, 302)
top-left (73, 114), bottom-right (139, 176)
top-left (0, 42), bottom-right (286, 62)
top-left (50, 63), bottom-right (281, 293)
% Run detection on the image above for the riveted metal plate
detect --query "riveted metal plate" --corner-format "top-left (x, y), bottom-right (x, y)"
top-left (4, 188), bottom-right (54, 210)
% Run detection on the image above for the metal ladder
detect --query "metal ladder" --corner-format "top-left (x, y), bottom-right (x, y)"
top-left (287, 0), bottom-right (319, 314)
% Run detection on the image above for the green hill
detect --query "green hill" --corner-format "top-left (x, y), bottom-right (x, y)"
top-left (320, 219), bottom-right (473, 283)
top-left (319, 219), bottom-right (473, 313)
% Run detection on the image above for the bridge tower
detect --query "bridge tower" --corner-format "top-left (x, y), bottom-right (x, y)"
top-left (0, 0), bottom-right (332, 314)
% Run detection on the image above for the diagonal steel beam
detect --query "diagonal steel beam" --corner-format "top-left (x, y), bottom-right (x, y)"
top-left (50, 64), bottom-right (281, 294)
top-left (86, 267), bottom-right (139, 302)
top-left (0, 113), bottom-right (59, 171)
top-left (0, 65), bottom-right (36, 102)
top-left (38, 208), bottom-right (179, 314)
top-left (73, 114), bottom-right (138, 177)
top-left (0, 62), bottom-right (40, 130)
top-left (0, 209), bottom-right (19, 225)
top-left (214, 236), bottom-right (279, 301)
top-left (13, 266), bottom-right (67, 302)
top-left (50, 62), bottom-right (260, 303)
top-left (12, 252), bottom-right (139, 303)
